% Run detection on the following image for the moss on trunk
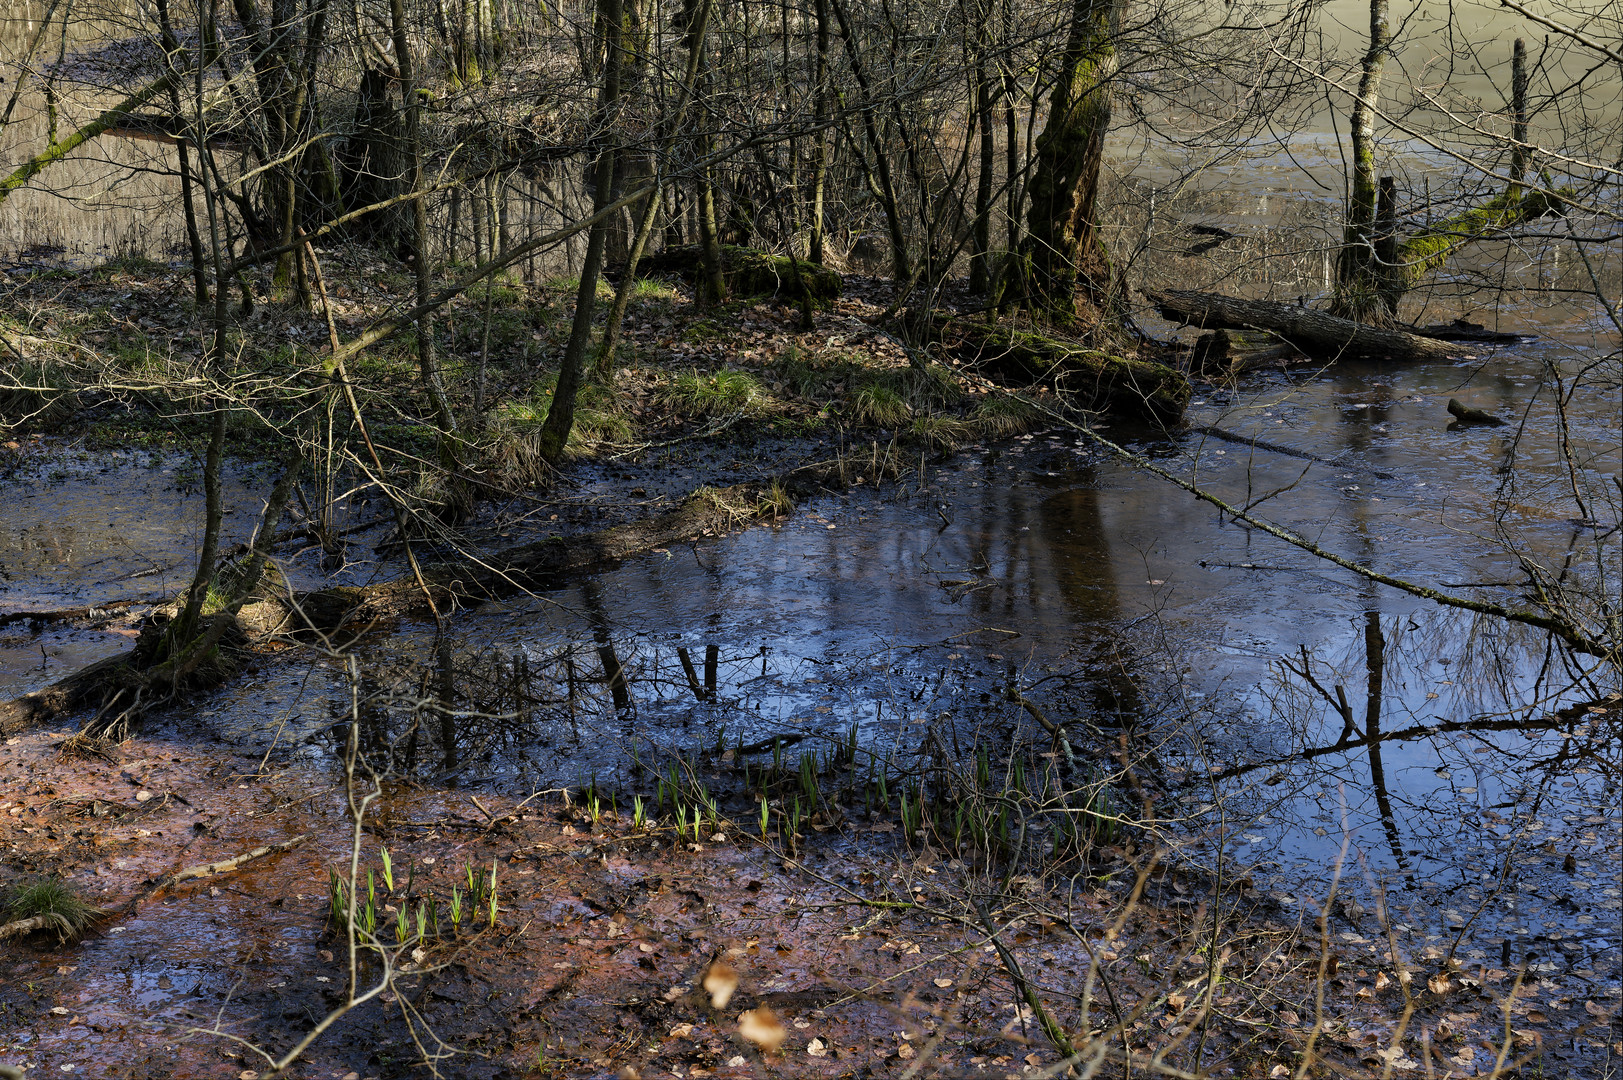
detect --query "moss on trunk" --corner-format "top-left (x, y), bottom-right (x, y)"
top-left (941, 322), bottom-right (1189, 423)
top-left (1017, 0), bottom-right (1123, 328)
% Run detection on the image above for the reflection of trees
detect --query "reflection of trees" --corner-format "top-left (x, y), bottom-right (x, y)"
top-left (1212, 698), bottom-right (1610, 784)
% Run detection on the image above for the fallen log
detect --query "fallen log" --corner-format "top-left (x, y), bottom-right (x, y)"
top-left (635, 244), bottom-right (843, 306)
top-left (0, 453), bottom-right (910, 732)
top-left (937, 321), bottom-right (1190, 423)
top-left (1145, 289), bottom-right (1465, 364)
top-left (1447, 398), bottom-right (1506, 426)
top-left (0, 651), bottom-right (138, 736)
top-left (138, 834), bottom-right (311, 901)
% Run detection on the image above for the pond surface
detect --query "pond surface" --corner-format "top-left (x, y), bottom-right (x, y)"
top-left (4, 323), bottom-right (1617, 986)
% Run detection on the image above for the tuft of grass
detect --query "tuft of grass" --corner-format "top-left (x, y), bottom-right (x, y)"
top-left (973, 393), bottom-right (1044, 438)
top-left (756, 480), bottom-right (794, 518)
top-left (662, 369), bottom-right (762, 417)
top-left (909, 416), bottom-right (973, 450)
top-left (2, 877), bottom-right (105, 941)
top-left (849, 383), bottom-right (911, 428)
top-left (631, 278), bottom-right (680, 304)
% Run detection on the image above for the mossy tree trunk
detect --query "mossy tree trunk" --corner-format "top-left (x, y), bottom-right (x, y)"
top-left (1330, 0), bottom-right (1390, 323)
top-left (1018, 0), bottom-right (1124, 329)
top-left (539, 0), bottom-right (627, 463)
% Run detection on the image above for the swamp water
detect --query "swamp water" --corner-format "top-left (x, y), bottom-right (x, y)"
top-left (3, 333), bottom-right (1618, 989)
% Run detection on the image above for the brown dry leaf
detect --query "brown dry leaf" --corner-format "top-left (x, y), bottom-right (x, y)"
top-left (1355, 986), bottom-right (1375, 1001)
top-left (933, 977), bottom-right (954, 988)
top-left (1373, 970), bottom-right (1391, 990)
top-left (703, 961), bottom-right (739, 1009)
top-left (1279, 1009), bottom-right (1302, 1027)
top-left (1427, 973), bottom-right (1452, 995)
top-left (1269, 1067), bottom-right (1290, 1078)
top-left (1526, 1009), bottom-right (1548, 1023)
top-left (1024, 1053), bottom-right (1042, 1066)
top-left (669, 1023), bottom-right (695, 1038)
top-left (739, 1007), bottom-right (787, 1052)
top-left (806, 1037), bottom-right (828, 1057)
top-left (1168, 992), bottom-right (1189, 1011)
top-left (1434, 1019), bottom-right (1454, 1040)
top-left (897, 1043), bottom-right (916, 1060)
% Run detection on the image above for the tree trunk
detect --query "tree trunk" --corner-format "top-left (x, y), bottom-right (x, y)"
top-left (808, 0), bottom-right (831, 265)
top-left (538, 0), bottom-right (627, 462)
top-left (390, 0), bottom-right (463, 504)
top-left (1330, 0), bottom-right (1390, 323)
top-left (969, 3), bottom-right (996, 296)
top-left (1018, 0), bottom-right (1123, 328)
top-left (1145, 289), bottom-right (1462, 363)
top-left (599, 0), bottom-right (714, 374)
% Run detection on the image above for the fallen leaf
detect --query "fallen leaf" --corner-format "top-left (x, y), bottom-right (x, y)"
top-left (50, 1006), bottom-right (70, 1015)
top-left (806, 1037), bottom-right (828, 1057)
top-left (1270, 1067), bottom-right (1290, 1078)
top-left (739, 1007), bottom-right (787, 1052)
top-left (933, 978), bottom-right (953, 988)
top-left (1374, 971), bottom-right (1390, 990)
top-left (669, 1023), bottom-right (694, 1038)
top-left (703, 961), bottom-right (738, 1009)
top-left (1427, 973), bottom-right (1452, 995)
top-left (897, 1043), bottom-right (915, 1059)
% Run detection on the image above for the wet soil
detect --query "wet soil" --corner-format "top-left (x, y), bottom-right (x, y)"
top-left (4, 721), bottom-right (1620, 1080)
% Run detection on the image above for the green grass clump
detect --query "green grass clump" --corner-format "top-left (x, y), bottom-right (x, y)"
top-left (973, 393), bottom-right (1044, 438)
top-left (849, 383), bottom-right (911, 428)
top-left (909, 416), bottom-right (972, 449)
top-left (2, 877), bottom-right (105, 941)
top-left (663, 369), bottom-right (762, 417)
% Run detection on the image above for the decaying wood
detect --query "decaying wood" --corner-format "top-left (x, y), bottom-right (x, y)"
top-left (139, 834), bottom-right (311, 900)
top-left (1447, 398), bottom-right (1505, 426)
top-left (938, 321), bottom-right (1190, 422)
top-left (1188, 329), bottom-right (1305, 376)
top-left (0, 915), bottom-right (58, 941)
top-left (0, 651), bottom-right (137, 735)
top-left (0, 600), bottom-right (140, 628)
top-left (1146, 289), bottom-right (1464, 364)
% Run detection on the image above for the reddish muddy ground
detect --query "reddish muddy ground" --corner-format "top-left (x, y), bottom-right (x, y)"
top-left (2, 724), bottom-right (1619, 1080)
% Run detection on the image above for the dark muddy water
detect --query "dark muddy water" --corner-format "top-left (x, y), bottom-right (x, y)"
top-left (4, 332), bottom-right (1617, 985)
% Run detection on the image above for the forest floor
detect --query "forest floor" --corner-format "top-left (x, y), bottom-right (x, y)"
top-left (3, 714), bottom-right (1619, 1080)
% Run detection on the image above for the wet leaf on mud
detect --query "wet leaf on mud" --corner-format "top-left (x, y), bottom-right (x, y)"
top-left (738, 1006), bottom-right (786, 1052)
top-left (50, 1006), bottom-right (69, 1014)
top-left (933, 978), bottom-right (953, 988)
top-left (703, 961), bottom-right (738, 1009)
top-left (669, 1023), bottom-right (694, 1038)
top-left (1427, 973), bottom-right (1452, 995)
top-left (806, 1037), bottom-right (827, 1057)
top-left (897, 1042), bottom-right (915, 1059)
top-left (1373, 971), bottom-right (1390, 990)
